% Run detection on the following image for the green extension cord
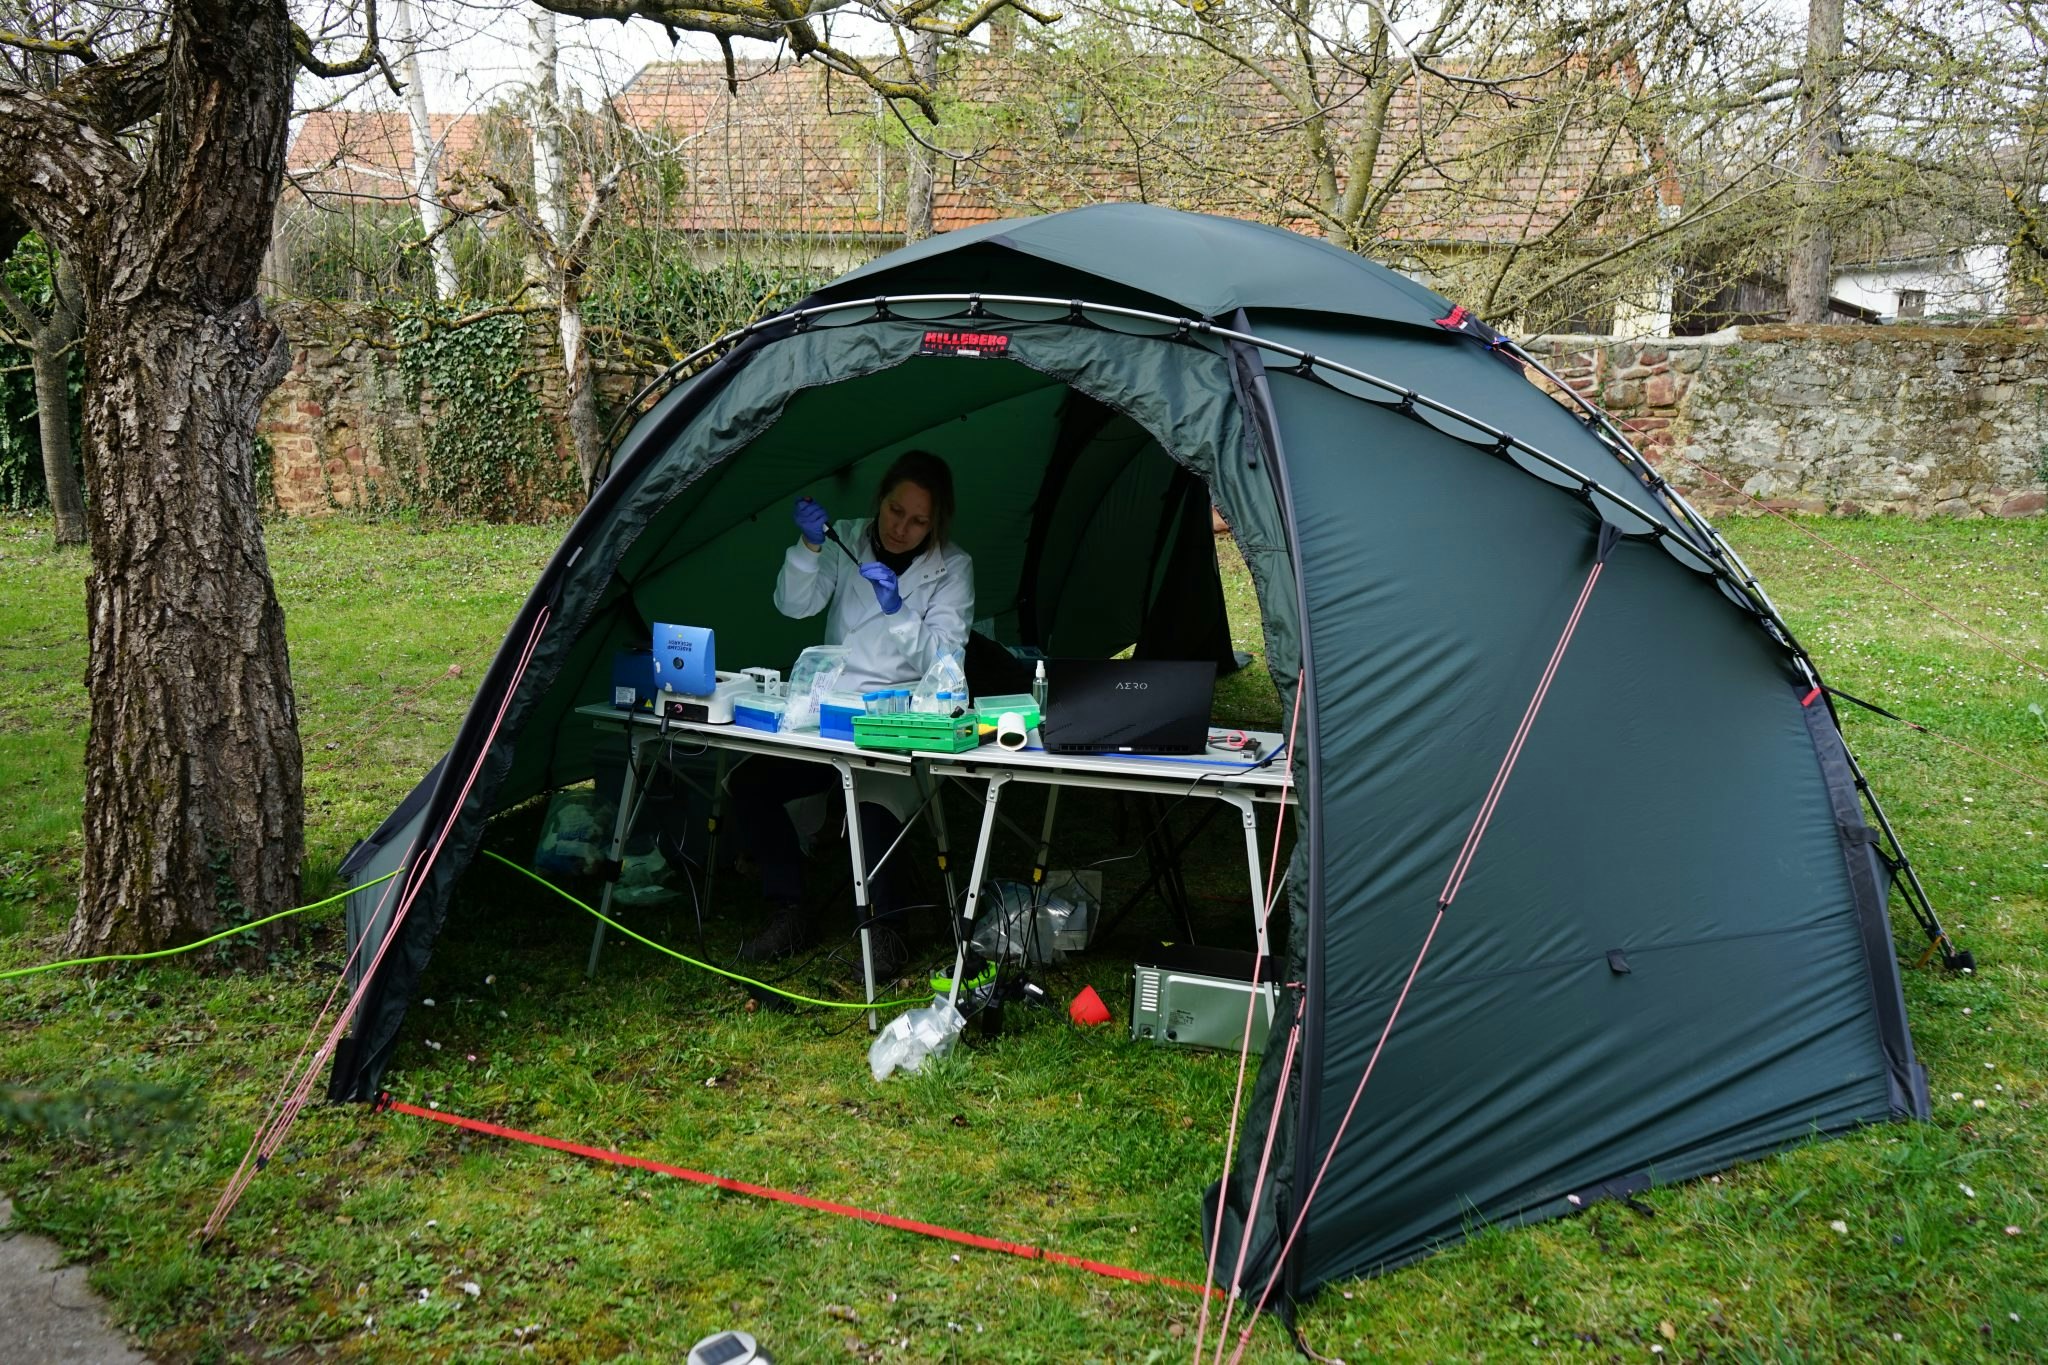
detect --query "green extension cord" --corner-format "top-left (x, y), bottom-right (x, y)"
top-left (482, 850), bottom-right (928, 1012)
top-left (0, 869), bottom-right (403, 982)
top-left (3, 853), bottom-right (928, 1018)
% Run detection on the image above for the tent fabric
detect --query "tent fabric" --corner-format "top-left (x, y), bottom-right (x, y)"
top-left (331, 205), bottom-right (1926, 1305)
top-left (817, 203), bottom-right (1460, 328)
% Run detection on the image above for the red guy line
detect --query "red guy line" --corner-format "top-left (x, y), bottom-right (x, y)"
top-left (205, 606), bottom-right (552, 1239)
top-left (384, 1100), bottom-right (1217, 1297)
top-left (1439, 560), bottom-right (1604, 906)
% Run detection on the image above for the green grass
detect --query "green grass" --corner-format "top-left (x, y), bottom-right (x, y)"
top-left (2, 511), bottom-right (2045, 1363)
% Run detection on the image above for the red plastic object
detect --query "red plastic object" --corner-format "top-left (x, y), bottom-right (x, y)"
top-left (1069, 985), bottom-right (1111, 1027)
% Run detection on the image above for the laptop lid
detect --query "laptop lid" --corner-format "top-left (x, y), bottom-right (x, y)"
top-left (1039, 658), bottom-right (1216, 755)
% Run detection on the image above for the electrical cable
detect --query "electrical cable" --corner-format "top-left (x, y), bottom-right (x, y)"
top-left (709, 767), bottom-right (949, 990)
top-left (481, 850), bottom-right (925, 1011)
top-left (0, 870), bottom-right (403, 982)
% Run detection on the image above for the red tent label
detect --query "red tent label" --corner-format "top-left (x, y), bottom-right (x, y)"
top-left (921, 330), bottom-right (1010, 358)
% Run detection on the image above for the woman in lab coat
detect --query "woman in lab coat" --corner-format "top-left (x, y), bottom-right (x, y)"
top-left (731, 451), bottom-right (974, 971)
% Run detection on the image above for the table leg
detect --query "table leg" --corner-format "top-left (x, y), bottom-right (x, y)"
top-left (1030, 786), bottom-right (1060, 889)
top-left (698, 748), bottom-right (729, 943)
top-left (946, 772), bottom-right (1011, 1009)
top-left (913, 764), bottom-right (959, 918)
top-left (587, 731), bottom-right (654, 978)
top-left (1221, 790), bottom-right (1276, 1027)
top-left (833, 759), bottom-right (879, 1031)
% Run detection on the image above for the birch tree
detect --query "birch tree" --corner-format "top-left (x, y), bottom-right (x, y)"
top-left (514, 7), bottom-right (610, 489)
top-left (393, 0), bottom-right (462, 297)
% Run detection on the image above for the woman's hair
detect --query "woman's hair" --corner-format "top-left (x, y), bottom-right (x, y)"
top-left (871, 449), bottom-right (956, 547)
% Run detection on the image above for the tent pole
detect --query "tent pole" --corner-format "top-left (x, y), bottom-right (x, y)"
top-left (1835, 733), bottom-right (1971, 969)
top-left (1510, 338), bottom-right (1966, 971)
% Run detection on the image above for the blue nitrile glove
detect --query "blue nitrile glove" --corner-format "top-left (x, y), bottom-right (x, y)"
top-left (860, 561), bottom-right (904, 614)
top-left (793, 496), bottom-right (830, 547)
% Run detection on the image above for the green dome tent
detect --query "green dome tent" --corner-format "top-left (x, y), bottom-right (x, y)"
top-left (327, 204), bottom-right (1935, 1303)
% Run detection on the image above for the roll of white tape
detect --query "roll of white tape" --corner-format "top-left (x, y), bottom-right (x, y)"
top-left (996, 711), bottom-right (1028, 750)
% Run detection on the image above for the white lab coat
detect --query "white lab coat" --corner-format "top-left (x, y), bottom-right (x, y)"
top-left (771, 517), bottom-right (974, 826)
top-left (775, 517), bottom-right (975, 695)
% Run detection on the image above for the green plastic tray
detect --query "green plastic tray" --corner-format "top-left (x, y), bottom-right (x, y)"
top-left (851, 712), bottom-right (984, 753)
top-left (974, 695), bottom-right (1041, 732)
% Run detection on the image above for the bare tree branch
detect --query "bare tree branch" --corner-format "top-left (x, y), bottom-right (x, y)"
top-left (0, 28), bottom-right (100, 63)
top-left (292, 0), bottom-right (393, 85)
top-left (535, 0), bottom-right (1059, 119)
top-left (50, 40), bottom-right (168, 133)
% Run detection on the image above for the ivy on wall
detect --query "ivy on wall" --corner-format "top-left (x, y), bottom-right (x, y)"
top-left (392, 305), bottom-right (573, 520)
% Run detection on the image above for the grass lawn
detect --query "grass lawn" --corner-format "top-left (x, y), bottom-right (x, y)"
top-left (1, 511), bottom-right (2044, 1363)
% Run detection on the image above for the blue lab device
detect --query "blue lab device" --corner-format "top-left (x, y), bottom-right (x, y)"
top-left (610, 647), bottom-right (657, 712)
top-left (651, 622), bottom-right (717, 696)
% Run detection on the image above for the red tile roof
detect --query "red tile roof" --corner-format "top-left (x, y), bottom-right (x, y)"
top-left (286, 52), bottom-right (1675, 248)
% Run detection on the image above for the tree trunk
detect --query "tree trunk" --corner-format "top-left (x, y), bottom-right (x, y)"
top-left (60, 1), bottom-right (304, 957)
top-left (31, 315), bottom-right (82, 545)
top-left (0, 232), bottom-right (86, 546)
top-left (561, 297), bottom-right (603, 492)
top-left (394, 0), bottom-right (459, 300)
top-left (1786, 0), bottom-right (1844, 324)
top-left (70, 297), bottom-right (301, 957)
top-left (525, 9), bottom-right (602, 491)
top-left (904, 33), bottom-right (940, 242)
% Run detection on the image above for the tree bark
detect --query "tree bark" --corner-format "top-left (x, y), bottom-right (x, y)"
top-left (560, 296), bottom-right (603, 492)
top-left (0, 0), bottom-right (307, 957)
top-left (526, 9), bottom-right (604, 492)
top-left (73, 295), bottom-right (300, 957)
top-left (33, 257), bottom-right (84, 546)
top-left (1786, 0), bottom-right (1843, 324)
top-left (904, 33), bottom-right (941, 242)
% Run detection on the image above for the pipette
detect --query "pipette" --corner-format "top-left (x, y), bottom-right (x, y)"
top-left (821, 523), bottom-right (862, 567)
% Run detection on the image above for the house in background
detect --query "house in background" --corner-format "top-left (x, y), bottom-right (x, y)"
top-left (274, 49), bottom-right (1686, 335)
top-left (1670, 195), bottom-right (2017, 332)
top-left (1832, 242), bottom-right (2008, 322)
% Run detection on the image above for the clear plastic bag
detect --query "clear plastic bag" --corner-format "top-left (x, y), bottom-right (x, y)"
top-left (868, 997), bottom-right (967, 1081)
top-left (968, 873), bottom-right (1099, 966)
top-left (911, 649), bottom-right (970, 714)
top-left (532, 788), bottom-right (617, 876)
top-left (780, 644), bottom-right (849, 732)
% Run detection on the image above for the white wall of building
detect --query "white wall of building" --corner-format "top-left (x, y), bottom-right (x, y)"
top-left (1833, 245), bottom-right (2008, 321)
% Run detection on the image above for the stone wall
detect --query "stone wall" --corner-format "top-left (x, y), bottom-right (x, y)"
top-left (258, 301), bottom-right (642, 517)
top-left (261, 303), bottom-right (402, 516)
top-left (1523, 326), bottom-right (2048, 517)
top-left (260, 303), bottom-right (2048, 519)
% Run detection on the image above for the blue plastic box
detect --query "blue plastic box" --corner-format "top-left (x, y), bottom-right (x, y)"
top-left (733, 695), bottom-right (786, 733)
top-left (819, 694), bottom-right (863, 741)
top-left (610, 648), bottom-right (657, 712)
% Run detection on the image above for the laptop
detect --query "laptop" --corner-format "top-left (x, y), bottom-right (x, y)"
top-left (1038, 658), bottom-right (1216, 755)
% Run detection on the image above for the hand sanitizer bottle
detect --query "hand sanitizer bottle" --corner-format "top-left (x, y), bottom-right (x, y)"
top-left (1031, 659), bottom-right (1048, 714)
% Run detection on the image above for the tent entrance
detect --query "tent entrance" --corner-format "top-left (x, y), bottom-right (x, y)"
top-left (595, 338), bottom-right (1282, 714)
top-left (339, 316), bottom-right (1314, 1130)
